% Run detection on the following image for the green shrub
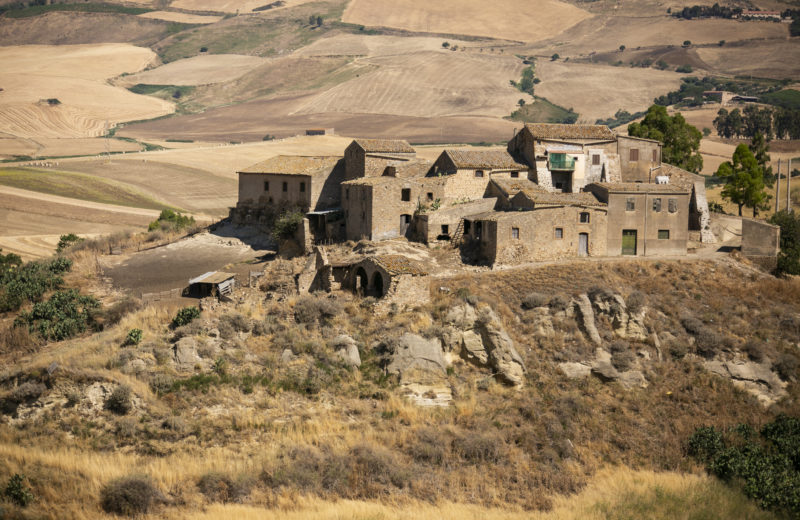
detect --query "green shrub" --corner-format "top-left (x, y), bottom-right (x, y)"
top-left (147, 209), bottom-right (195, 232)
top-left (272, 210), bottom-right (305, 239)
top-left (124, 328), bottom-right (143, 346)
top-left (105, 385), bottom-right (132, 415)
top-left (15, 289), bottom-right (99, 341)
top-left (172, 306), bottom-right (200, 328)
top-left (676, 64), bottom-right (693, 73)
top-left (56, 233), bottom-right (84, 252)
top-left (100, 476), bottom-right (162, 516)
top-left (0, 256), bottom-right (72, 312)
top-left (4, 474), bottom-right (34, 507)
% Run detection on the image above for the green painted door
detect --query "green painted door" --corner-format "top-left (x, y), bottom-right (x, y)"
top-left (621, 230), bottom-right (637, 255)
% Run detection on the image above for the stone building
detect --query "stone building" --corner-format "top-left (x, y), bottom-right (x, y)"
top-left (465, 190), bottom-right (608, 264)
top-left (344, 139), bottom-right (417, 181)
top-left (617, 135), bottom-right (663, 183)
top-left (340, 255), bottom-right (429, 306)
top-left (657, 163), bottom-right (716, 243)
top-left (428, 149), bottom-right (530, 200)
top-left (585, 182), bottom-right (690, 256)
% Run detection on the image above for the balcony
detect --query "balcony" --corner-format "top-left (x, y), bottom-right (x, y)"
top-left (548, 153), bottom-right (575, 171)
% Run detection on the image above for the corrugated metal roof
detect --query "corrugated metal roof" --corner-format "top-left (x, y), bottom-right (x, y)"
top-left (515, 189), bottom-right (606, 207)
top-left (590, 182), bottom-right (690, 193)
top-left (370, 255), bottom-right (427, 276)
top-left (352, 139), bottom-right (415, 153)
top-left (239, 155), bottom-right (340, 176)
top-left (189, 271), bottom-right (235, 285)
top-left (443, 149), bottom-right (528, 169)
top-left (525, 123), bottom-right (615, 141)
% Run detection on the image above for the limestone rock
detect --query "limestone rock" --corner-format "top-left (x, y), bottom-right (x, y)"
top-left (590, 291), bottom-right (647, 341)
top-left (703, 358), bottom-right (787, 407)
top-left (575, 294), bottom-right (602, 345)
top-left (477, 306), bottom-right (526, 386)
top-left (618, 370), bottom-right (648, 389)
top-left (444, 304), bottom-right (477, 329)
top-left (461, 330), bottom-right (488, 365)
top-left (386, 333), bottom-right (447, 385)
top-left (172, 337), bottom-right (205, 371)
top-left (530, 307), bottom-right (555, 337)
top-left (559, 362), bottom-right (591, 379)
top-left (333, 335), bottom-right (361, 368)
top-left (280, 349), bottom-right (296, 364)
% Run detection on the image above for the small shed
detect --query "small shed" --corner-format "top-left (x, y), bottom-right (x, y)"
top-left (342, 255), bottom-right (429, 306)
top-left (187, 271), bottom-right (236, 298)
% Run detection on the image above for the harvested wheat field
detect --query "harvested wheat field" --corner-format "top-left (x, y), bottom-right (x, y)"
top-left (121, 54), bottom-right (268, 87)
top-left (296, 33), bottom-right (484, 57)
top-left (535, 61), bottom-right (683, 122)
top-left (137, 11), bottom-right (224, 24)
top-left (0, 137), bottom-right (141, 159)
top-left (343, 0), bottom-right (592, 42)
top-left (294, 51), bottom-right (527, 118)
top-left (0, 44), bottom-right (173, 139)
top-left (696, 40), bottom-right (800, 79)
top-left (169, 0), bottom-right (317, 13)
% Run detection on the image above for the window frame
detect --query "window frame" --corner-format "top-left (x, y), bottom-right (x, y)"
top-left (652, 198), bottom-right (662, 212)
top-left (282, 181), bottom-right (288, 192)
top-left (668, 198), bottom-right (677, 213)
top-left (474, 170), bottom-right (485, 178)
top-left (554, 227), bottom-right (564, 239)
top-left (626, 197), bottom-right (635, 211)
top-left (511, 227), bottom-right (520, 239)
top-left (300, 181), bottom-right (306, 193)
top-left (510, 171), bottom-right (519, 178)
top-left (264, 181), bottom-right (269, 192)
top-left (592, 154), bottom-right (600, 165)
top-left (401, 188), bottom-right (411, 202)
top-left (658, 229), bottom-right (670, 240)
top-left (630, 148), bottom-right (639, 161)
top-left (579, 212), bottom-right (590, 223)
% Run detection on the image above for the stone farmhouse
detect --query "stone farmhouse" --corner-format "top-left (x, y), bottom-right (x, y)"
top-left (233, 123), bottom-right (714, 265)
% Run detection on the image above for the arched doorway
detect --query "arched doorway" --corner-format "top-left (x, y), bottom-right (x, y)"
top-left (356, 267), bottom-right (368, 295)
top-left (371, 271), bottom-right (384, 297)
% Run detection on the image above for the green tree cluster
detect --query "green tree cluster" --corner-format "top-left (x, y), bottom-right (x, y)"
top-left (769, 210), bottom-right (800, 276)
top-left (716, 143), bottom-right (770, 216)
top-left (628, 105), bottom-right (703, 172)
top-left (148, 209), bottom-right (195, 232)
top-left (15, 289), bottom-right (99, 341)
top-left (713, 105), bottom-right (800, 139)
top-left (56, 233), bottom-right (84, 253)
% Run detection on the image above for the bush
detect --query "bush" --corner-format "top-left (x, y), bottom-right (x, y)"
top-left (105, 385), bottom-right (132, 415)
top-left (626, 291), bottom-right (646, 313)
top-left (14, 289), bottom-right (99, 341)
top-left (273, 210), bottom-right (304, 239)
top-left (452, 432), bottom-right (504, 464)
top-left (4, 474), bottom-right (34, 507)
top-left (56, 233), bottom-right (84, 252)
top-left (695, 328), bottom-right (723, 358)
top-left (681, 316), bottom-right (704, 335)
top-left (219, 313), bottom-right (251, 334)
top-left (100, 476), bottom-right (162, 516)
top-left (548, 293), bottom-right (570, 311)
top-left (0, 256), bottom-right (72, 312)
top-left (147, 209), bottom-right (195, 233)
top-left (741, 340), bottom-right (767, 362)
top-left (406, 428), bottom-right (449, 466)
top-left (610, 340), bottom-right (636, 371)
top-left (172, 306), bottom-right (200, 328)
top-left (197, 473), bottom-right (249, 503)
top-left (103, 297), bottom-right (142, 326)
top-left (124, 328), bottom-right (143, 346)
top-left (521, 292), bottom-right (549, 309)
top-left (773, 354), bottom-right (798, 382)
top-left (294, 296), bottom-right (342, 325)
top-left (676, 64), bottom-right (693, 73)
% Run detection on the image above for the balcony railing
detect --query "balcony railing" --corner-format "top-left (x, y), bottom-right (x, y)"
top-left (548, 154), bottom-right (575, 171)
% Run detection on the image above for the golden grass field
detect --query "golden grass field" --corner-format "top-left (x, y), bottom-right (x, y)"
top-left (696, 40), bottom-right (800, 80)
top-left (137, 11), bottom-right (224, 24)
top-left (0, 44), bottom-right (173, 139)
top-left (120, 54), bottom-right (268, 87)
top-left (169, 0), bottom-right (318, 13)
top-left (534, 61), bottom-right (684, 122)
top-left (0, 136), bottom-right (142, 159)
top-left (343, 0), bottom-right (592, 42)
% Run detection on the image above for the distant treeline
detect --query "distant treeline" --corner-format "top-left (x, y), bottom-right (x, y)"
top-left (0, 1), bottom-right (151, 17)
top-left (713, 105), bottom-right (800, 139)
top-left (671, 3), bottom-right (742, 19)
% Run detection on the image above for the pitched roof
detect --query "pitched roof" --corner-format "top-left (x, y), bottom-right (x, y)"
top-left (524, 123), bottom-right (615, 141)
top-left (442, 149), bottom-right (528, 170)
top-left (390, 159), bottom-right (432, 178)
top-left (369, 255), bottom-right (427, 276)
top-left (342, 176), bottom-right (400, 186)
top-left (352, 139), bottom-right (415, 154)
top-left (589, 182), bottom-right (690, 194)
top-left (239, 155), bottom-right (340, 176)
top-left (658, 163), bottom-right (704, 190)
top-left (515, 189), bottom-right (606, 207)
top-left (490, 177), bottom-right (545, 197)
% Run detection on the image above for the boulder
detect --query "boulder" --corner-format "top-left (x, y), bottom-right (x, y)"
top-left (575, 294), bottom-right (602, 345)
top-left (530, 307), bottom-right (555, 337)
top-left (559, 362), bottom-right (591, 379)
top-left (476, 306), bottom-right (526, 386)
top-left (461, 330), bottom-right (488, 365)
top-left (386, 333), bottom-right (448, 385)
top-left (172, 337), bottom-right (204, 371)
top-left (590, 291), bottom-right (647, 341)
top-left (333, 334), bottom-right (361, 368)
top-left (444, 304), bottom-right (477, 329)
top-left (280, 349), bottom-right (296, 364)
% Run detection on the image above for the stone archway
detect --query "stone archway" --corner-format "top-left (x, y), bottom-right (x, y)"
top-left (356, 266), bottom-right (368, 295)
top-left (371, 271), bottom-right (384, 297)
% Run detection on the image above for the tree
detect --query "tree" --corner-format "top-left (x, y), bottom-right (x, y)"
top-left (769, 210), bottom-right (800, 276)
top-left (619, 45), bottom-right (626, 51)
top-left (551, 53), bottom-right (559, 61)
top-left (628, 104), bottom-right (703, 172)
top-left (682, 40), bottom-right (692, 47)
top-left (517, 99), bottom-right (526, 107)
top-left (316, 15), bottom-right (323, 26)
top-left (749, 132), bottom-right (774, 183)
top-left (728, 108), bottom-right (743, 138)
top-left (716, 144), bottom-right (770, 217)
top-left (713, 108), bottom-right (730, 138)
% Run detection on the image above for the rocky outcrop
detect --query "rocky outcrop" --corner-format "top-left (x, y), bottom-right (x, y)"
top-left (561, 348), bottom-right (647, 389)
top-left (172, 337), bottom-right (206, 372)
top-left (704, 358), bottom-right (787, 407)
top-left (476, 306), bottom-right (526, 386)
top-left (575, 294), bottom-right (602, 345)
top-left (590, 291), bottom-right (647, 341)
top-left (385, 334), bottom-right (448, 385)
top-left (333, 334), bottom-right (361, 368)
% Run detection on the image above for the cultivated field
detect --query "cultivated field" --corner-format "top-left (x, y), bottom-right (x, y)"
top-left (0, 44), bottom-right (174, 139)
top-left (169, 0), bottom-right (318, 13)
top-left (120, 54), bottom-right (268, 86)
top-left (0, 137), bottom-right (142, 159)
top-left (696, 40), bottom-right (800, 80)
top-left (534, 61), bottom-right (684, 122)
top-left (295, 33), bottom-right (485, 57)
top-left (343, 0), bottom-right (592, 42)
top-left (137, 11), bottom-right (224, 24)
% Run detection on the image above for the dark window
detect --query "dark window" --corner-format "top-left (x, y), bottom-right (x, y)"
top-left (427, 192), bottom-right (433, 201)
top-left (511, 227), bottom-right (519, 239)
top-left (441, 224), bottom-right (449, 234)
top-left (653, 198), bottom-right (662, 212)
top-left (464, 220), bottom-right (471, 234)
top-left (592, 154), bottom-right (600, 165)
top-left (630, 148), bottom-right (639, 161)
top-left (652, 149), bottom-right (658, 162)
top-left (555, 227), bottom-right (563, 239)
top-left (300, 182), bottom-right (306, 193)
top-left (658, 229), bottom-right (670, 240)
top-left (475, 170), bottom-right (484, 178)
top-left (264, 181), bottom-right (269, 191)
top-left (346, 188), bottom-right (349, 199)
top-left (580, 212), bottom-right (590, 223)
top-left (282, 181), bottom-right (288, 192)
top-left (510, 171), bottom-right (519, 178)
top-left (626, 197), bottom-right (635, 211)
top-left (401, 188), bottom-right (411, 201)
top-left (668, 198), bottom-right (677, 213)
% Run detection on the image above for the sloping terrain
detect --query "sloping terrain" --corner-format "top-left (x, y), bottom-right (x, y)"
top-left (137, 11), bottom-right (223, 23)
top-left (120, 54), bottom-right (269, 86)
top-left (696, 40), bottom-right (800, 80)
top-left (343, 0), bottom-right (593, 42)
top-left (170, 0), bottom-right (319, 13)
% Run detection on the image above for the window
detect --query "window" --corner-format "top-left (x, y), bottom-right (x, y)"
top-left (626, 197), bottom-right (635, 211)
top-left (427, 192), bottom-right (433, 201)
top-left (668, 198), bottom-right (677, 213)
top-left (345, 188), bottom-right (349, 200)
top-left (658, 229), bottom-right (670, 240)
top-left (511, 227), bottom-right (519, 239)
top-left (464, 220), bottom-right (471, 234)
top-left (401, 188), bottom-right (411, 201)
top-left (579, 212), bottom-right (590, 223)
top-left (264, 181), bottom-right (269, 191)
top-left (475, 170), bottom-right (484, 178)
top-left (592, 154), bottom-right (600, 165)
top-left (510, 171), bottom-right (519, 178)
top-left (554, 228), bottom-right (563, 239)
top-left (441, 224), bottom-right (449, 235)
top-left (652, 198), bottom-right (662, 212)
top-left (282, 181), bottom-right (288, 192)
top-left (300, 181), bottom-right (306, 193)
top-left (652, 149), bottom-right (658, 162)
top-left (630, 148), bottom-right (639, 161)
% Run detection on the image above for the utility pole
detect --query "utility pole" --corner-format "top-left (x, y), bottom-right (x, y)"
top-left (788, 158), bottom-right (793, 213)
top-left (776, 158), bottom-right (781, 214)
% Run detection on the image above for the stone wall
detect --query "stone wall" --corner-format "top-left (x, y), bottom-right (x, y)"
top-left (238, 173), bottom-right (312, 211)
top-left (342, 183), bottom-right (373, 240)
top-left (417, 198), bottom-right (498, 243)
top-left (742, 218), bottom-right (780, 257)
top-left (618, 136), bottom-right (661, 182)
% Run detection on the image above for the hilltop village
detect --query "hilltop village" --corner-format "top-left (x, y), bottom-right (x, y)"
top-left (233, 123), bottom-right (717, 264)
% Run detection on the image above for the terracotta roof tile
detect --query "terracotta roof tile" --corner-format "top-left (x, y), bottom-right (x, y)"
top-left (370, 255), bottom-right (427, 276)
top-left (490, 177), bottom-right (545, 197)
top-left (353, 139), bottom-right (415, 153)
top-left (658, 163), bottom-right (704, 190)
top-left (515, 189), bottom-right (606, 207)
top-left (524, 123), bottom-right (615, 141)
top-left (443, 149), bottom-right (528, 170)
top-left (239, 155), bottom-right (340, 176)
top-left (590, 182), bottom-right (690, 193)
